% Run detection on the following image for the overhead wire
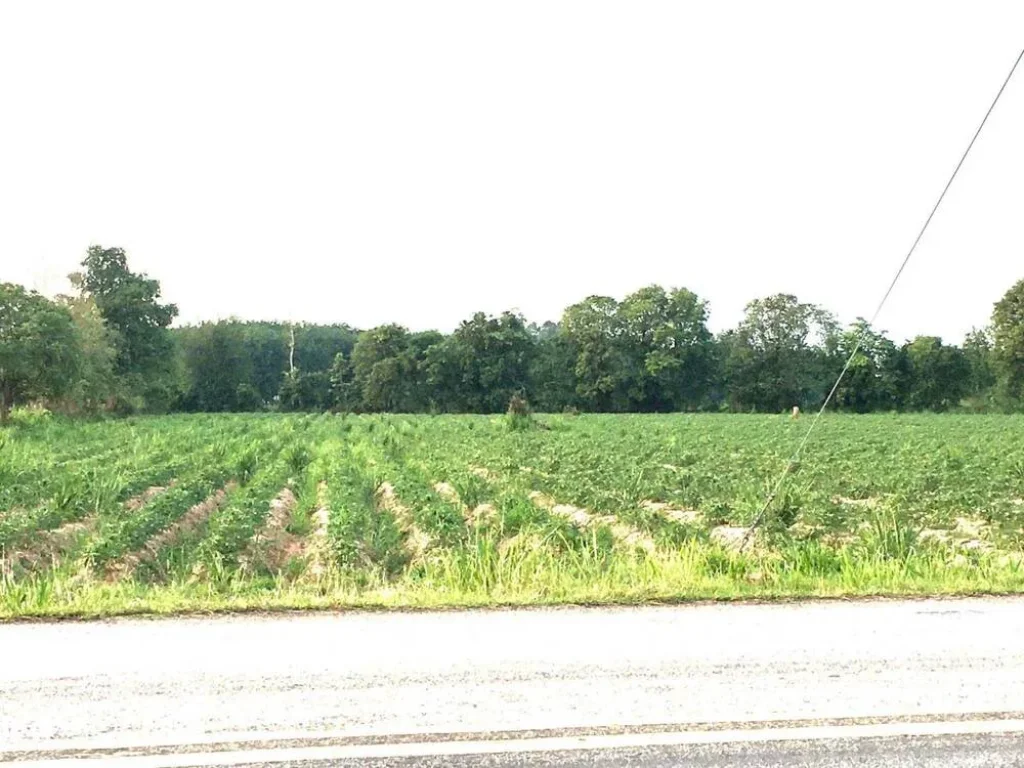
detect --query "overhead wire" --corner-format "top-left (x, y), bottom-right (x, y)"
top-left (742, 47), bottom-right (1024, 547)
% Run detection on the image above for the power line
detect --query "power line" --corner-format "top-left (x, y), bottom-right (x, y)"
top-left (743, 46), bottom-right (1024, 546)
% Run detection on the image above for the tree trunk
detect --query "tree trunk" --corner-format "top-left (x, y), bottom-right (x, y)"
top-left (0, 383), bottom-right (12, 426)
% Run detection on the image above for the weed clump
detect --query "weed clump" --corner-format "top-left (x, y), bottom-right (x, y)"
top-left (506, 394), bottom-right (534, 432)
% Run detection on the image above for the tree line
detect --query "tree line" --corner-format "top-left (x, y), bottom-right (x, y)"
top-left (2, 245), bottom-right (1023, 423)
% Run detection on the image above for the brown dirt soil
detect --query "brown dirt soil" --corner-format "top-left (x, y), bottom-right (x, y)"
top-left (832, 496), bottom-right (881, 508)
top-left (3, 518), bottom-right (95, 577)
top-left (710, 525), bottom-right (754, 552)
top-left (106, 482), bottom-right (237, 582)
top-left (433, 482), bottom-right (459, 503)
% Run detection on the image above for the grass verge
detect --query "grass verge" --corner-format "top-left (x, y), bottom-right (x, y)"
top-left (3, 537), bottom-right (1024, 620)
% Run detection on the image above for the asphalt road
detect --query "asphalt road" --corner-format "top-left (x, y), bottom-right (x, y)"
top-left (3, 598), bottom-right (1024, 766)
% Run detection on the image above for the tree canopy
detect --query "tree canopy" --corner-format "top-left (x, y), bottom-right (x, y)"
top-left (0, 283), bottom-right (79, 423)
top-left (1, 247), bottom-right (1021, 419)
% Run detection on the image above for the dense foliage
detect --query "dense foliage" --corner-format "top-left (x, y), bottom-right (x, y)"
top-left (2, 246), bottom-right (1022, 417)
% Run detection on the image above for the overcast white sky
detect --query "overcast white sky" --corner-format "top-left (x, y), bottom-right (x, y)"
top-left (1, 2), bottom-right (1022, 343)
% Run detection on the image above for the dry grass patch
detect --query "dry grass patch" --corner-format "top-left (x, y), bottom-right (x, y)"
top-left (469, 465), bottom-right (496, 481)
top-left (377, 482), bottom-right (431, 563)
top-left (640, 499), bottom-right (703, 526)
top-left (303, 481), bottom-right (332, 579)
top-left (241, 487), bottom-right (302, 574)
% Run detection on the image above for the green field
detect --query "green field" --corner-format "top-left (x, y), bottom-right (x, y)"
top-left (2, 412), bottom-right (1024, 618)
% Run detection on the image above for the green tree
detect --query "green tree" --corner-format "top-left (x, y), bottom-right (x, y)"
top-left (240, 322), bottom-right (289, 404)
top-left (899, 336), bottom-right (971, 411)
top-left (350, 325), bottom-right (414, 412)
top-left (963, 327), bottom-right (996, 408)
top-left (561, 296), bottom-right (628, 411)
top-left (77, 246), bottom-right (179, 409)
top-left (617, 285), bottom-right (715, 411)
top-left (832, 320), bottom-right (900, 413)
top-left (328, 352), bottom-right (360, 411)
top-left (0, 283), bottom-right (79, 423)
top-left (56, 291), bottom-right (119, 414)
top-left (406, 330), bottom-right (445, 411)
top-left (176, 321), bottom-right (257, 412)
top-left (992, 279), bottom-right (1024, 408)
top-left (294, 324), bottom-right (359, 373)
top-left (723, 294), bottom-right (838, 412)
top-left (528, 322), bottom-right (577, 412)
top-left (278, 370), bottom-right (332, 412)
top-left (432, 312), bottom-right (535, 413)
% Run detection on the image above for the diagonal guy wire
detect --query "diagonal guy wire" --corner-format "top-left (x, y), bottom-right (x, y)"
top-left (742, 46), bottom-right (1024, 548)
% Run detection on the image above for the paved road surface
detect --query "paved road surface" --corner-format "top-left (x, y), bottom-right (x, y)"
top-left (3, 598), bottom-right (1024, 766)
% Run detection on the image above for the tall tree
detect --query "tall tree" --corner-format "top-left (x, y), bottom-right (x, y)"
top-left (963, 327), bottom-right (997, 407)
top-left (434, 312), bottom-right (535, 413)
top-left (350, 325), bottom-right (414, 412)
top-left (56, 292), bottom-right (119, 414)
top-left (528, 322), bottom-right (577, 412)
top-left (617, 285), bottom-right (715, 411)
top-left (561, 296), bottom-right (628, 411)
top-left (992, 278), bottom-right (1024, 408)
top-left (899, 336), bottom-right (971, 411)
top-left (723, 294), bottom-right (838, 412)
top-left (77, 246), bottom-right (178, 409)
top-left (832, 320), bottom-right (901, 413)
top-left (176, 321), bottom-right (258, 412)
top-left (0, 284), bottom-right (79, 423)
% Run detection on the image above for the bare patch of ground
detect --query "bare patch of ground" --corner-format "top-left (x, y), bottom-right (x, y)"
top-left (3, 518), bottom-right (96, 577)
top-left (433, 480), bottom-right (495, 525)
top-left (919, 517), bottom-right (996, 553)
top-left (710, 525), bottom-right (753, 552)
top-left (787, 521), bottom-right (820, 540)
top-left (433, 482), bottom-right (459, 503)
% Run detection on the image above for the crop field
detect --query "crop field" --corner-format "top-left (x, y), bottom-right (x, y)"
top-left (2, 412), bottom-right (1024, 618)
